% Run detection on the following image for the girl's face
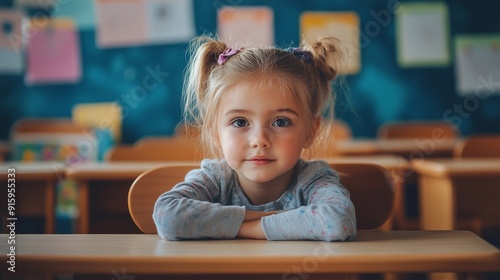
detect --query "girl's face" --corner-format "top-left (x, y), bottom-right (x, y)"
top-left (217, 79), bottom-right (315, 194)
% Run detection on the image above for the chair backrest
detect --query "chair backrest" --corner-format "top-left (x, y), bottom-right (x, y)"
top-left (378, 121), bottom-right (459, 139)
top-left (11, 118), bottom-right (88, 133)
top-left (128, 162), bottom-right (394, 234)
top-left (453, 135), bottom-right (500, 158)
top-left (128, 163), bottom-right (200, 233)
top-left (106, 137), bottom-right (204, 162)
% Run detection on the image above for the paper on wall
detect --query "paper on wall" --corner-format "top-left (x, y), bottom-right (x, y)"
top-left (396, 2), bottom-right (450, 67)
top-left (95, 0), bottom-right (195, 48)
top-left (218, 6), bottom-right (274, 48)
top-left (455, 35), bottom-right (500, 96)
top-left (0, 9), bottom-right (25, 73)
top-left (25, 19), bottom-right (82, 85)
top-left (300, 12), bottom-right (360, 75)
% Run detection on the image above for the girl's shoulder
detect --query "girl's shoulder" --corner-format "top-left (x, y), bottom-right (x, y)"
top-left (185, 158), bottom-right (234, 183)
top-left (296, 159), bottom-right (340, 182)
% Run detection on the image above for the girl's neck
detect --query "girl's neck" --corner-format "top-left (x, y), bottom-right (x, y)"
top-left (237, 164), bottom-right (297, 205)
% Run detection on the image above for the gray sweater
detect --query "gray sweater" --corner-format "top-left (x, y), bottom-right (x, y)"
top-left (153, 159), bottom-right (356, 241)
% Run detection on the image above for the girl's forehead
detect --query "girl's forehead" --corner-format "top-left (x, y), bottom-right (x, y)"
top-left (226, 80), bottom-right (297, 101)
top-left (220, 81), bottom-right (305, 114)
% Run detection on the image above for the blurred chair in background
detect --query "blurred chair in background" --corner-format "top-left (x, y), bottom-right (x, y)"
top-left (128, 162), bottom-right (394, 234)
top-left (106, 136), bottom-right (204, 162)
top-left (453, 134), bottom-right (500, 248)
top-left (309, 119), bottom-right (352, 158)
top-left (378, 121), bottom-right (459, 140)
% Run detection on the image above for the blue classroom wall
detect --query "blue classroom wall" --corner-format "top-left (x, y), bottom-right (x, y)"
top-left (1, 0), bottom-right (500, 144)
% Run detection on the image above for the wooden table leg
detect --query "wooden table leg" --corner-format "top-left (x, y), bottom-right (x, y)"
top-left (78, 181), bottom-right (89, 234)
top-left (419, 176), bottom-right (455, 230)
top-left (45, 181), bottom-right (55, 234)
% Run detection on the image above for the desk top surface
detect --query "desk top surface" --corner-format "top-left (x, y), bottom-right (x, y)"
top-left (65, 161), bottom-right (200, 180)
top-left (1, 231), bottom-right (498, 274)
top-left (319, 155), bottom-right (410, 171)
top-left (334, 139), bottom-right (458, 156)
top-left (0, 161), bottom-right (64, 180)
top-left (412, 158), bottom-right (500, 177)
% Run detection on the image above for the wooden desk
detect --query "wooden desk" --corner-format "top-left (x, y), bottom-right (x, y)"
top-left (0, 162), bottom-right (65, 233)
top-left (0, 141), bottom-right (8, 161)
top-left (317, 156), bottom-right (411, 230)
top-left (1, 231), bottom-right (498, 278)
top-left (412, 159), bottom-right (500, 233)
top-left (65, 162), bottom-right (199, 233)
top-left (334, 139), bottom-right (458, 158)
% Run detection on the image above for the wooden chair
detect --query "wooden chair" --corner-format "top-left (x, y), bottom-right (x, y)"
top-left (128, 162), bottom-right (394, 234)
top-left (378, 121), bottom-right (459, 140)
top-left (106, 136), bottom-right (204, 162)
top-left (377, 121), bottom-right (460, 231)
top-left (11, 118), bottom-right (89, 134)
top-left (452, 134), bottom-right (500, 245)
top-left (453, 135), bottom-right (500, 158)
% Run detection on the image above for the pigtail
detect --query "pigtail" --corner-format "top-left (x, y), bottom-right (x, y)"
top-left (183, 36), bottom-right (227, 126)
top-left (300, 37), bottom-right (344, 159)
top-left (304, 36), bottom-right (342, 83)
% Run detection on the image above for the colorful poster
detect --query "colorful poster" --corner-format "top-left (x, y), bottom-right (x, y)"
top-left (301, 12), bottom-right (360, 74)
top-left (218, 6), bottom-right (274, 48)
top-left (95, 0), bottom-right (147, 47)
top-left (455, 35), bottom-right (500, 96)
top-left (146, 0), bottom-right (195, 43)
top-left (95, 0), bottom-right (194, 48)
top-left (25, 19), bottom-right (82, 85)
top-left (0, 9), bottom-right (24, 73)
top-left (396, 2), bottom-right (450, 67)
top-left (51, 0), bottom-right (96, 30)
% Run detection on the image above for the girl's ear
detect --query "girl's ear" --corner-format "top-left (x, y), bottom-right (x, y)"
top-left (304, 117), bottom-right (320, 148)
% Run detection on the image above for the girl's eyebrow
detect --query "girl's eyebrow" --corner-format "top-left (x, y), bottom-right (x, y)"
top-left (275, 108), bottom-right (299, 116)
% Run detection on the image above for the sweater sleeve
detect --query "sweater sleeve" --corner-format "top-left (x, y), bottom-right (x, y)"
top-left (153, 160), bottom-right (245, 240)
top-left (261, 164), bottom-right (356, 241)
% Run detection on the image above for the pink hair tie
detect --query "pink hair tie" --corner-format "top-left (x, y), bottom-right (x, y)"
top-left (218, 48), bottom-right (241, 65)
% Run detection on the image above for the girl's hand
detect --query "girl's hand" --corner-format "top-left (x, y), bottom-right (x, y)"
top-left (237, 220), bottom-right (266, 239)
top-left (243, 210), bottom-right (278, 221)
top-left (237, 211), bottom-right (278, 239)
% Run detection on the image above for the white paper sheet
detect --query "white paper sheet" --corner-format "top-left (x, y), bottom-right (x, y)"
top-left (217, 6), bottom-right (274, 48)
top-left (455, 35), bottom-right (500, 96)
top-left (396, 2), bottom-right (450, 67)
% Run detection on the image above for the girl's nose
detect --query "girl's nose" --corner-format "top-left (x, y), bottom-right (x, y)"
top-left (250, 127), bottom-right (272, 149)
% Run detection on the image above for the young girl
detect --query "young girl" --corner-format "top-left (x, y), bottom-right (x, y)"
top-left (153, 35), bottom-right (356, 241)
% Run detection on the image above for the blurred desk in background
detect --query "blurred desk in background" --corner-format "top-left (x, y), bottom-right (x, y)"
top-left (65, 162), bottom-right (199, 234)
top-left (0, 141), bottom-right (9, 161)
top-left (0, 162), bottom-right (64, 233)
top-left (412, 159), bottom-right (500, 243)
top-left (333, 139), bottom-right (459, 158)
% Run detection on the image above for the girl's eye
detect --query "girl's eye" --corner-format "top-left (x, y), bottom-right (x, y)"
top-left (231, 118), bottom-right (248, 127)
top-left (273, 118), bottom-right (291, 127)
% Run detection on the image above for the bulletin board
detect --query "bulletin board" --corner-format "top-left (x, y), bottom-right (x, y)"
top-left (1, 0), bottom-right (500, 143)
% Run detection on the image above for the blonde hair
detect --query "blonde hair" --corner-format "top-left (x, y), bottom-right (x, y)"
top-left (183, 35), bottom-right (343, 159)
